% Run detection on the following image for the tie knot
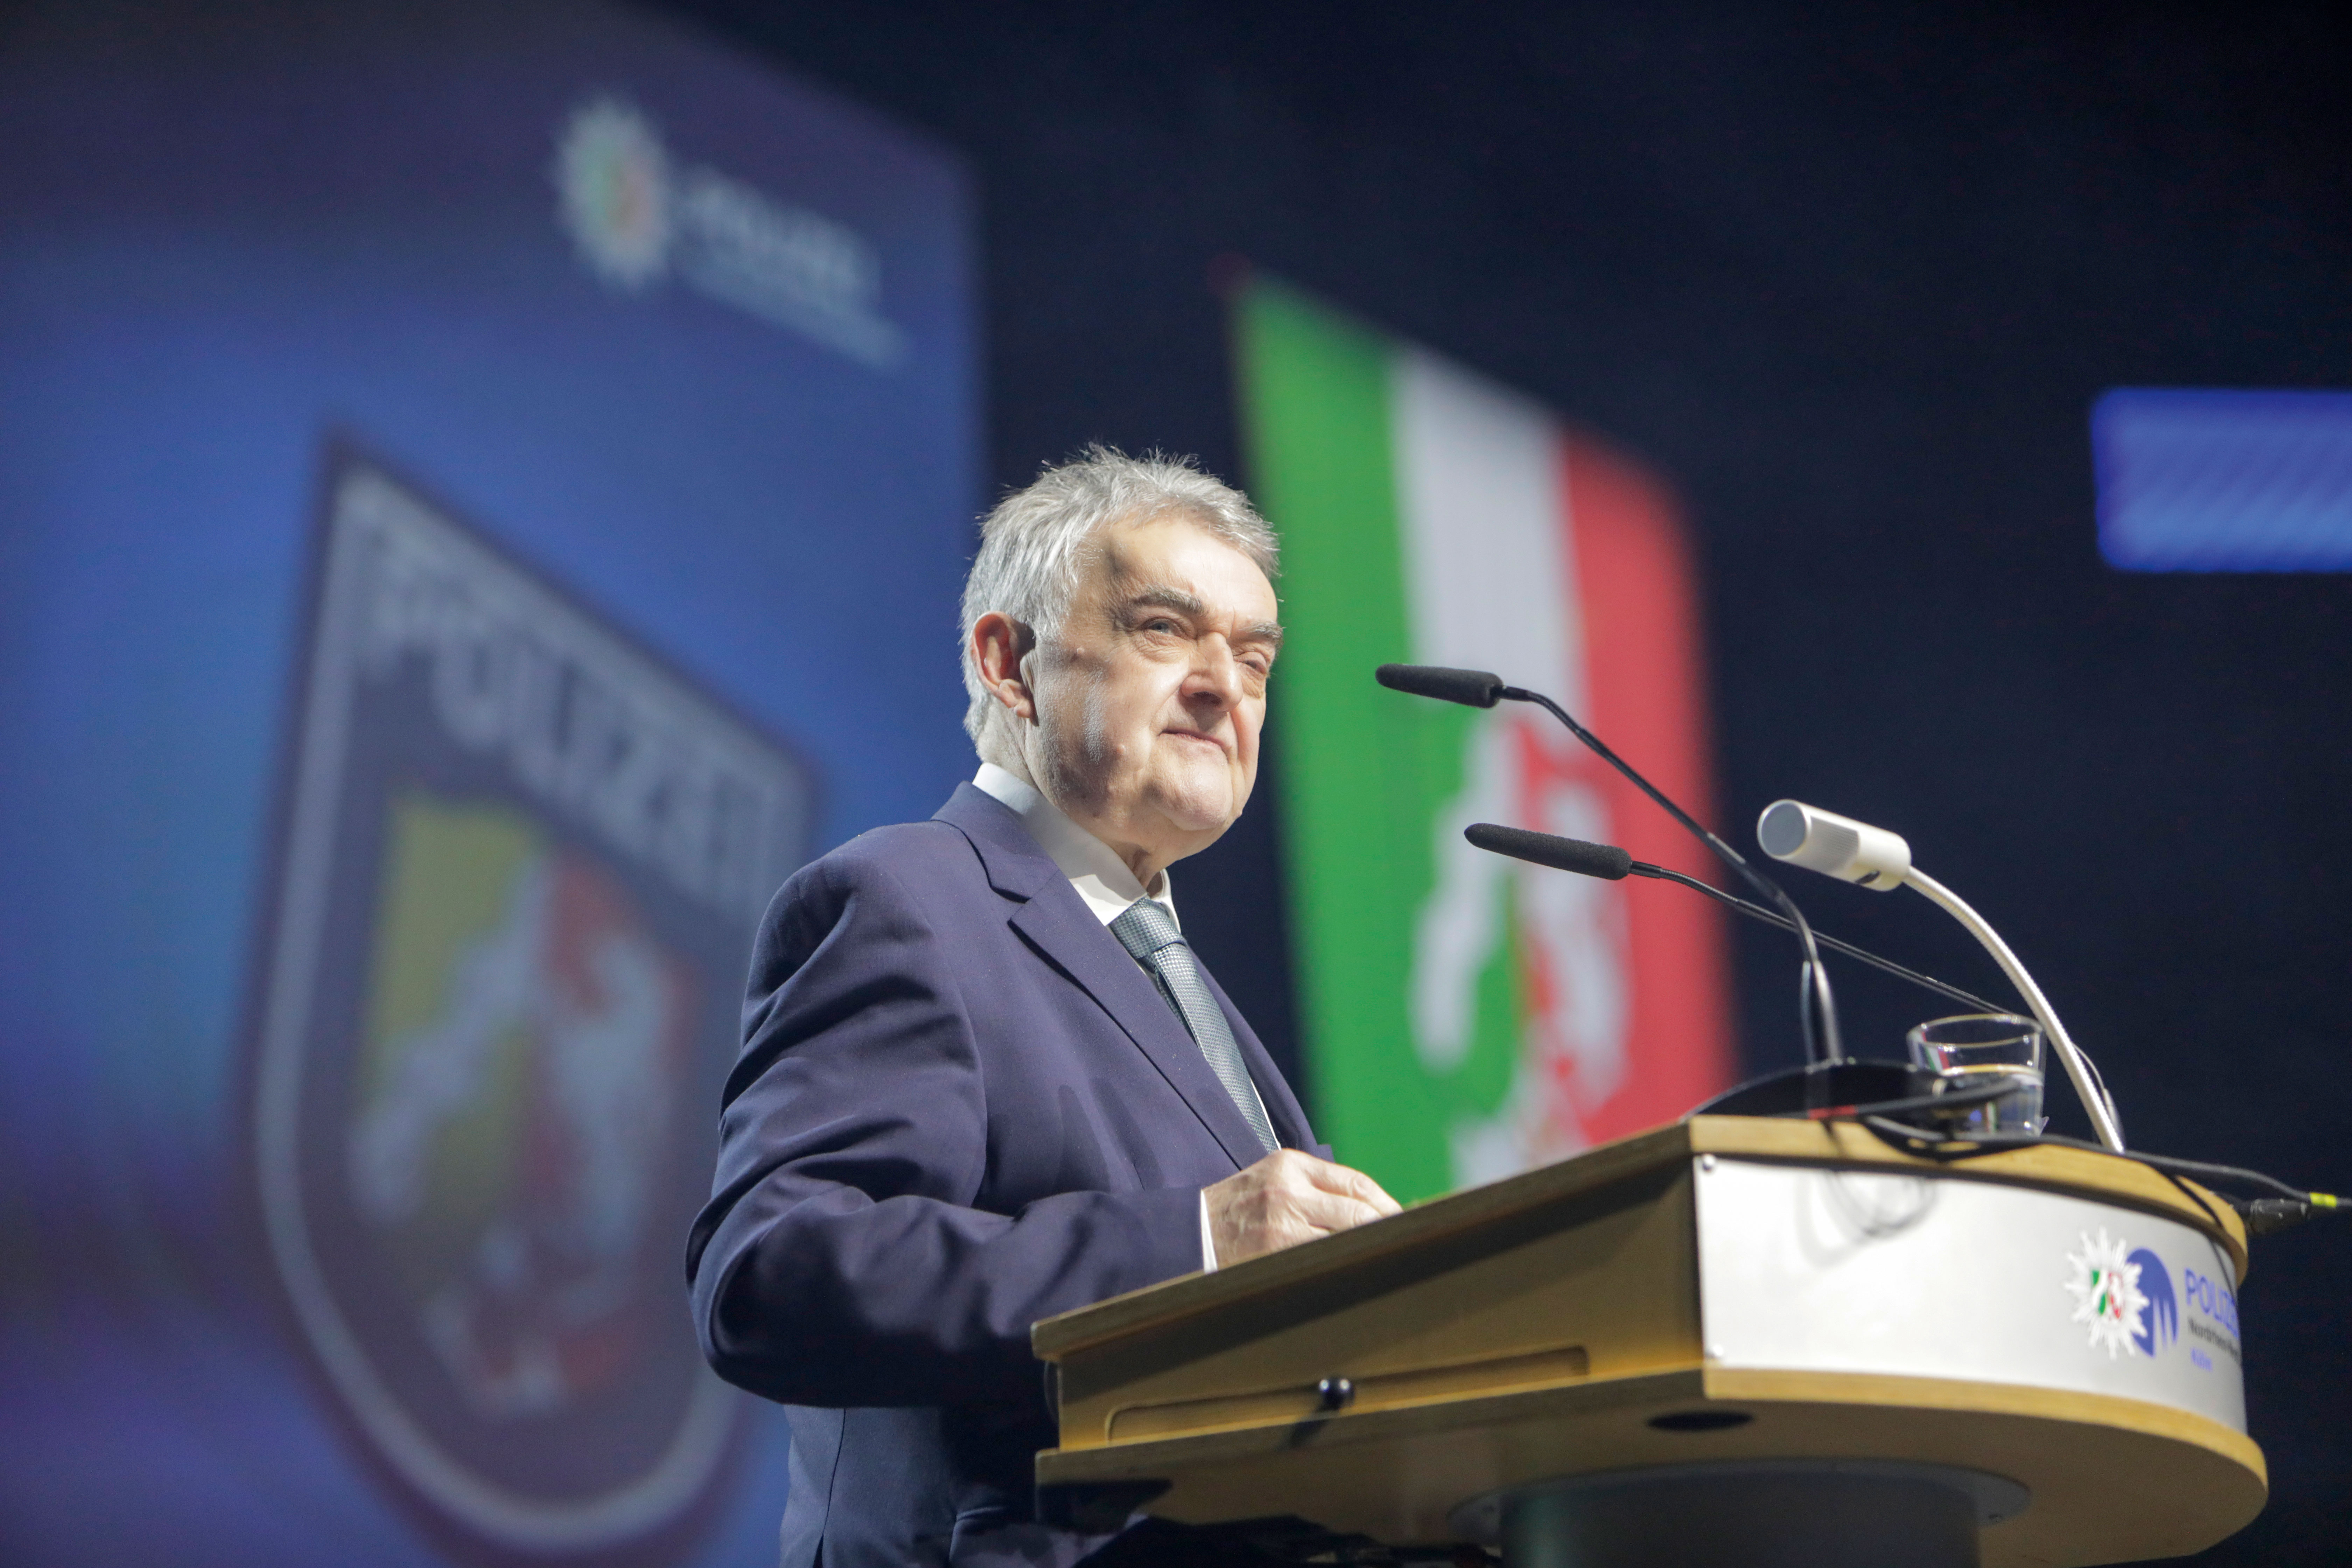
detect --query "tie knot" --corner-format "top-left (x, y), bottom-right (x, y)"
top-left (1111, 898), bottom-right (1184, 960)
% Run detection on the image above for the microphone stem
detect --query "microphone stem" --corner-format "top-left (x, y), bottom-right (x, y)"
top-left (1507, 686), bottom-right (1843, 1063)
top-left (1900, 868), bottom-right (2125, 1153)
top-left (1637, 864), bottom-right (2004, 1013)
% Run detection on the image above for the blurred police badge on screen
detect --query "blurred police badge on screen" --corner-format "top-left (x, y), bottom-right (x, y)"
top-left (240, 439), bottom-right (815, 1563)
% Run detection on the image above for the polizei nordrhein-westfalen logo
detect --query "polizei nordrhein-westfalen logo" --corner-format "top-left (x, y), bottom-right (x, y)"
top-left (243, 443), bottom-right (813, 1563)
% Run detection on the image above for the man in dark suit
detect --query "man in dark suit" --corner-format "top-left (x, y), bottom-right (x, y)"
top-left (688, 449), bottom-right (1401, 1567)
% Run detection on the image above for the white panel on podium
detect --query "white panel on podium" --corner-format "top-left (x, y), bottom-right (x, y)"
top-left (1694, 1155), bottom-right (2246, 1431)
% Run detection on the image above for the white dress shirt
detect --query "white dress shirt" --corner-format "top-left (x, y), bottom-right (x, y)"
top-left (971, 762), bottom-right (1262, 1272)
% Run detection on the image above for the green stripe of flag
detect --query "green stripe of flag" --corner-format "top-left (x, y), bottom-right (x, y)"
top-left (1234, 279), bottom-right (1520, 1203)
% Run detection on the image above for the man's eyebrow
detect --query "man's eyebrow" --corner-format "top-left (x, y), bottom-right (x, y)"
top-left (1123, 586), bottom-right (1205, 616)
top-left (1122, 586), bottom-right (1284, 647)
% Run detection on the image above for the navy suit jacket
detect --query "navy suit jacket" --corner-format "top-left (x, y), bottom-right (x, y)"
top-left (687, 784), bottom-right (1320, 1568)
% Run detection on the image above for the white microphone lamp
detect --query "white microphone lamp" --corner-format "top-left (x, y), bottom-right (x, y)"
top-left (1757, 800), bottom-right (1913, 890)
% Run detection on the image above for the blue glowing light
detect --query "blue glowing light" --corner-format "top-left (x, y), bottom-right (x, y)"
top-left (2095, 388), bottom-right (2352, 571)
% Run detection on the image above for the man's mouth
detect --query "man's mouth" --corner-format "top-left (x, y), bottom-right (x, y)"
top-left (1161, 727), bottom-right (1228, 754)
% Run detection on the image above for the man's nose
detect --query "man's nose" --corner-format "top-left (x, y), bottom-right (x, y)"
top-left (1185, 636), bottom-right (1244, 707)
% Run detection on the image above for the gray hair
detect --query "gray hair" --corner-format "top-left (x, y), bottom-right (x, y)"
top-left (960, 445), bottom-right (1279, 747)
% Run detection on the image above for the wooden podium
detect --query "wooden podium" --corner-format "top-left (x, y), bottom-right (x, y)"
top-left (1032, 1117), bottom-right (2261, 1566)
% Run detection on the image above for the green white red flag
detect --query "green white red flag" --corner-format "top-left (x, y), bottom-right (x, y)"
top-left (1233, 277), bottom-right (1736, 1202)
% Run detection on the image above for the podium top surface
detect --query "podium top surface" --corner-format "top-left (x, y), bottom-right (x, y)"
top-left (1032, 1115), bottom-right (2246, 1360)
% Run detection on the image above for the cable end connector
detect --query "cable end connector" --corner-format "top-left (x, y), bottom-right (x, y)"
top-left (2237, 1195), bottom-right (2345, 1236)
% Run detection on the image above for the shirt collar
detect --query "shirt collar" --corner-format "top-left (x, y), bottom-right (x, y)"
top-left (972, 762), bottom-right (1176, 929)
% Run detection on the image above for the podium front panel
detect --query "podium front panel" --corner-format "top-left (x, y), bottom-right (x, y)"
top-left (1695, 1155), bottom-right (2246, 1434)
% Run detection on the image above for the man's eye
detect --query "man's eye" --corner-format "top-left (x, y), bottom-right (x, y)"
top-left (1141, 618), bottom-right (1180, 634)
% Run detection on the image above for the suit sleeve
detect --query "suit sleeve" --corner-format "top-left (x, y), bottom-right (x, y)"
top-left (686, 849), bottom-right (1205, 1410)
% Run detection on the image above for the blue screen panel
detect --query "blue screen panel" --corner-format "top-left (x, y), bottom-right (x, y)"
top-left (2094, 387), bottom-right (2352, 572)
top-left (0, 4), bottom-right (975, 1563)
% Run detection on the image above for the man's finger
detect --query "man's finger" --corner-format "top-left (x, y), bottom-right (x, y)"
top-left (1298, 1157), bottom-right (1404, 1217)
top-left (1354, 1172), bottom-right (1404, 1217)
top-left (1279, 1186), bottom-right (1388, 1237)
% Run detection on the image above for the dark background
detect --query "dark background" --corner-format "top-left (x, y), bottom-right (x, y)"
top-left (648, 3), bottom-right (2352, 1559)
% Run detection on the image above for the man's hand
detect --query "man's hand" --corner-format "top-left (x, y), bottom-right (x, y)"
top-left (1203, 1149), bottom-right (1403, 1268)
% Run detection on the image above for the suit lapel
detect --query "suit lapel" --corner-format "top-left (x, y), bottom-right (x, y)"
top-left (936, 785), bottom-right (1271, 1171)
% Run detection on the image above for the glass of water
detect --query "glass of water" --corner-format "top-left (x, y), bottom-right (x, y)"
top-left (1905, 1013), bottom-right (2045, 1134)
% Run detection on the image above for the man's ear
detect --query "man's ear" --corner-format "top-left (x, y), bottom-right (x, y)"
top-left (971, 612), bottom-right (1037, 721)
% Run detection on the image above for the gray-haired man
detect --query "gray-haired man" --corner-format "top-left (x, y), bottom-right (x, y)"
top-left (690, 448), bottom-right (1399, 1568)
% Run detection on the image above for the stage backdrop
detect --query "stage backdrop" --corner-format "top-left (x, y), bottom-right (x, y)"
top-left (0, 4), bottom-right (974, 1564)
top-left (1233, 277), bottom-right (1734, 1204)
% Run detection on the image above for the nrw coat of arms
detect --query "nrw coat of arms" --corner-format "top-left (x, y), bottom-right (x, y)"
top-left (2064, 1227), bottom-right (2150, 1359)
top-left (243, 442), bottom-right (813, 1562)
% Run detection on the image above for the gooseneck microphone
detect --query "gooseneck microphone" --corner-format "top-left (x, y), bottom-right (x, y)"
top-left (1756, 799), bottom-right (2127, 1153)
top-left (1464, 823), bottom-right (2002, 1014)
top-left (1381, 663), bottom-right (1845, 1063)
top-left (1374, 664), bottom-right (1508, 709)
top-left (1457, 721), bottom-right (2339, 1218)
top-left (1462, 822), bottom-right (1632, 881)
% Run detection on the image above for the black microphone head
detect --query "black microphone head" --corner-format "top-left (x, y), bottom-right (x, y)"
top-left (1464, 823), bottom-right (1633, 881)
top-left (1376, 663), bottom-right (1506, 708)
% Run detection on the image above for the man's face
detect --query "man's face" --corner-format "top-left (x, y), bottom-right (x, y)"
top-left (1023, 515), bottom-right (1281, 874)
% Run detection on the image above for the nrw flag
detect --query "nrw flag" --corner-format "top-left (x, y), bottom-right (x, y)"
top-left (1233, 277), bottom-right (1734, 1203)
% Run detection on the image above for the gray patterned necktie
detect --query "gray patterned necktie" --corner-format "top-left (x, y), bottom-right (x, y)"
top-left (1110, 898), bottom-right (1279, 1156)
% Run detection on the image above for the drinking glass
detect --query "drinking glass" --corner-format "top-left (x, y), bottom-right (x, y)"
top-left (1905, 1013), bottom-right (2045, 1134)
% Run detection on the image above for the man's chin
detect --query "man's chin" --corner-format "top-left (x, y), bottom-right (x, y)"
top-left (1149, 772), bottom-right (1247, 839)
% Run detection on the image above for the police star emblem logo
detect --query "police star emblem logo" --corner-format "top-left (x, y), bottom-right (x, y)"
top-left (555, 96), bottom-right (674, 291)
top-left (242, 442), bottom-right (814, 1562)
top-left (2064, 1227), bottom-right (2150, 1359)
